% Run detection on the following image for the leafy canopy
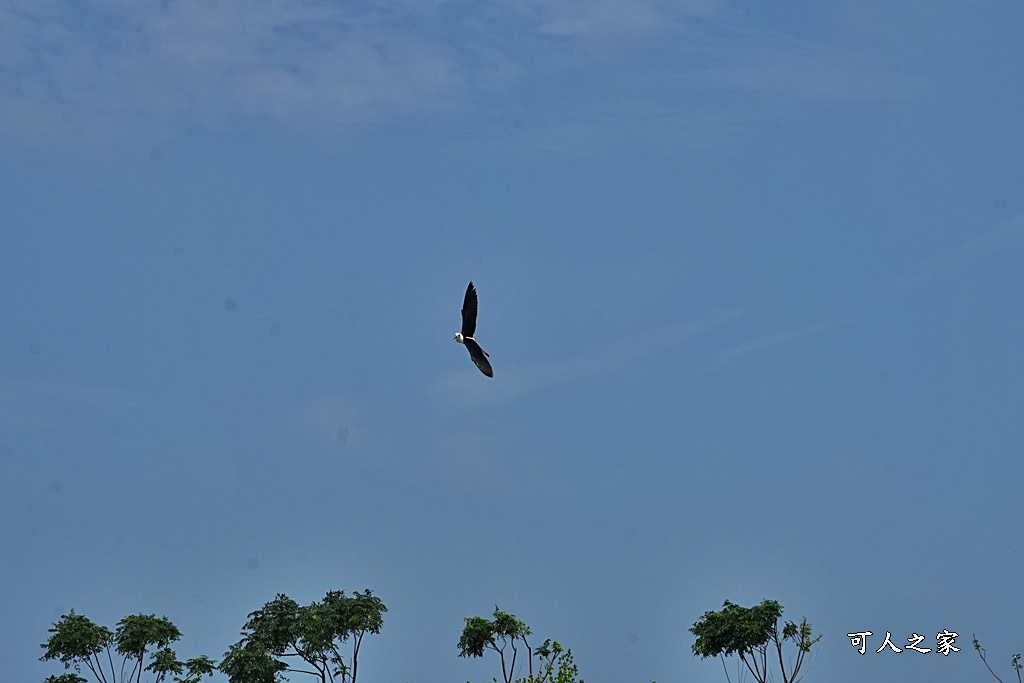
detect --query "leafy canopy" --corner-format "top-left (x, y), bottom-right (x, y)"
top-left (220, 589), bottom-right (386, 683)
top-left (691, 600), bottom-right (819, 683)
top-left (458, 607), bottom-right (582, 683)
top-left (41, 610), bottom-right (215, 683)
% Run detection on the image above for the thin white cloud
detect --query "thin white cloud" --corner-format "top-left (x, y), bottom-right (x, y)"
top-left (692, 44), bottom-right (930, 104)
top-left (1, 0), bottom-right (717, 142)
top-left (517, 0), bottom-right (722, 37)
top-left (0, 0), bottom-right (929, 148)
top-left (433, 308), bottom-right (740, 407)
top-left (886, 213), bottom-right (1024, 293)
top-left (711, 319), bottom-right (848, 369)
top-left (0, 0), bottom-right (468, 140)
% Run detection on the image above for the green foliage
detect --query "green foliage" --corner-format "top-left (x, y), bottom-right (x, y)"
top-left (973, 634), bottom-right (1023, 683)
top-left (181, 656), bottom-right (218, 680)
top-left (146, 651), bottom-right (217, 683)
top-left (40, 611), bottom-right (214, 683)
top-left (690, 600), bottom-right (819, 683)
top-left (516, 646), bottom-right (583, 683)
top-left (458, 616), bottom-right (499, 659)
top-left (44, 676), bottom-right (89, 683)
top-left (458, 608), bottom-right (582, 683)
top-left (458, 606), bottom-right (532, 683)
top-left (691, 600), bottom-right (782, 659)
top-left (220, 589), bottom-right (387, 683)
top-left (219, 643), bottom-right (285, 683)
top-left (531, 639), bottom-right (565, 683)
top-left (459, 607), bottom-right (532, 660)
top-left (116, 615), bottom-right (182, 661)
top-left (40, 610), bottom-right (113, 672)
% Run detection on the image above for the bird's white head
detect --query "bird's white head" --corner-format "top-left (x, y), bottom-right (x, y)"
top-left (454, 333), bottom-right (465, 343)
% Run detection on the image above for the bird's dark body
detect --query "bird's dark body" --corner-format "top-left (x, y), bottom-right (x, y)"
top-left (458, 281), bottom-right (493, 377)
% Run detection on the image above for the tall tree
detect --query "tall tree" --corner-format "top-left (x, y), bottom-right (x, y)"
top-left (40, 610), bottom-right (216, 683)
top-left (219, 589), bottom-right (386, 683)
top-left (458, 606), bottom-right (581, 683)
top-left (690, 599), bottom-right (819, 683)
top-left (459, 606), bottom-right (532, 683)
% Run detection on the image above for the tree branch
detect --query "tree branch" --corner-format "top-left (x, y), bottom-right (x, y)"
top-left (791, 646), bottom-right (804, 682)
top-left (739, 651), bottom-right (762, 683)
top-left (284, 665), bottom-right (326, 677)
top-left (494, 639), bottom-right (510, 683)
top-left (795, 645), bottom-right (819, 683)
top-left (135, 653), bottom-right (147, 683)
top-left (352, 630), bottom-right (364, 683)
top-left (975, 634), bottom-right (1007, 683)
top-left (327, 643), bottom-right (346, 683)
top-left (85, 651), bottom-right (107, 683)
top-left (509, 638), bottom-right (519, 683)
top-left (105, 647), bottom-right (118, 683)
top-left (791, 632), bottom-right (808, 683)
top-left (522, 633), bottom-right (533, 679)
top-left (718, 654), bottom-right (734, 683)
top-left (292, 639), bottom-right (329, 683)
top-left (774, 630), bottom-right (788, 683)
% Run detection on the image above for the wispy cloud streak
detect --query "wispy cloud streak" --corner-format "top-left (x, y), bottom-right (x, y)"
top-left (434, 308), bottom-right (741, 407)
top-left (0, 0), bottom-right (931, 147)
top-left (886, 214), bottom-right (1024, 293)
top-left (516, 0), bottom-right (722, 37)
top-left (691, 43), bottom-right (930, 104)
top-left (0, 0), bottom-right (467, 139)
top-left (711, 319), bottom-right (848, 370)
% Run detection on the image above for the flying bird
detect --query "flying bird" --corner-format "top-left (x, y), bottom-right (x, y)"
top-left (454, 281), bottom-right (493, 377)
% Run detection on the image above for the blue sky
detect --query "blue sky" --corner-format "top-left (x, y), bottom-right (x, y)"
top-left (2, 1), bottom-right (1023, 682)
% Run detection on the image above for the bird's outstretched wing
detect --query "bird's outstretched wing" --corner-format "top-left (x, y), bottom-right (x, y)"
top-left (461, 281), bottom-right (479, 338)
top-left (465, 338), bottom-right (493, 377)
